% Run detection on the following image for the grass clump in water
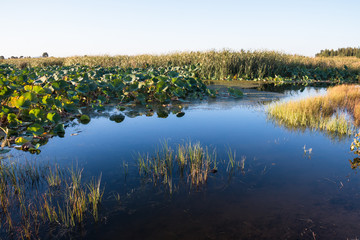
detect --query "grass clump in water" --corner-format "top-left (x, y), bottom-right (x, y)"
top-left (137, 141), bottom-right (263, 193)
top-left (267, 84), bottom-right (360, 136)
top-left (87, 173), bottom-right (104, 222)
top-left (46, 164), bottom-right (62, 187)
top-left (137, 141), bottom-right (217, 192)
top-left (0, 159), bottom-right (105, 239)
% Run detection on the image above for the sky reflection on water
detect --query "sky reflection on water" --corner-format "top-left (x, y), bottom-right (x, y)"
top-left (11, 87), bottom-right (360, 239)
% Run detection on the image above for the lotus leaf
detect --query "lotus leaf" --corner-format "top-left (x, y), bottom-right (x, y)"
top-left (157, 109), bottom-right (169, 118)
top-left (109, 114), bottom-right (125, 123)
top-left (27, 123), bottom-right (45, 136)
top-left (53, 124), bottom-right (65, 134)
top-left (176, 112), bottom-right (185, 118)
top-left (80, 115), bottom-right (91, 124)
top-left (14, 96), bottom-right (31, 109)
top-left (228, 87), bottom-right (243, 98)
top-left (29, 108), bottom-right (44, 121)
top-left (15, 136), bottom-right (29, 145)
top-left (47, 112), bottom-right (61, 123)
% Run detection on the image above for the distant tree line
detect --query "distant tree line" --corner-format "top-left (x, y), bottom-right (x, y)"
top-left (0, 52), bottom-right (49, 60)
top-left (316, 47), bottom-right (360, 58)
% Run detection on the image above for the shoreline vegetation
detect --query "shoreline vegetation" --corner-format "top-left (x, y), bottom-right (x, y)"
top-left (2, 50), bottom-right (360, 239)
top-left (1, 50), bottom-right (360, 82)
top-left (1, 50), bottom-right (360, 154)
top-left (267, 85), bottom-right (360, 136)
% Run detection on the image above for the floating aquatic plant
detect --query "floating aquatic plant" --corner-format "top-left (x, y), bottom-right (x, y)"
top-left (0, 64), bottom-right (221, 153)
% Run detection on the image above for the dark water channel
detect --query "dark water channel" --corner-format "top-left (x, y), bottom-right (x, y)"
top-left (6, 86), bottom-right (360, 239)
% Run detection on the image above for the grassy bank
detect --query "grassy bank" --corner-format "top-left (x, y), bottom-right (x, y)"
top-left (267, 84), bottom-right (360, 135)
top-left (2, 50), bottom-right (360, 81)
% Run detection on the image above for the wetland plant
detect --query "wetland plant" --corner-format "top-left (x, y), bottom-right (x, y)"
top-left (5, 50), bottom-right (360, 82)
top-left (87, 173), bottom-right (104, 222)
top-left (136, 140), bottom-right (268, 193)
top-left (46, 164), bottom-right (62, 187)
top-left (0, 159), bottom-right (105, 239)
top-left (267, 84), bottom-right (360, 136)
top-left (0, 63), bottom-right (216, 154)
top-left (137, 141), bottom-right (217, 192)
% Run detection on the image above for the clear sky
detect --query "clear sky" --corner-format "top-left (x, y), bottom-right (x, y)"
top-left (1, 0), bottom-right (359, 58)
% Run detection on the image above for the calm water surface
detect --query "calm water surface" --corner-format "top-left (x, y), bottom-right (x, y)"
top-left (9, 87), bottom-right (360, 239)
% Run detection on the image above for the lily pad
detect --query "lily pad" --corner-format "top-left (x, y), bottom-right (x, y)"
top-left (53, 124), bottom-right (65, 134)
top-left (157, 109), bottom-right (169, 118)
top-left (228, 87), bottom-right (243, 98)
top-left (176, 112), bottom-right (185, 118)
top-left (15, 136), bottom-right (30, 145)
top-left (27, 123), bottom-right (45, 136)
top-left (47, 112), bottom-right (61, 123)
top-left (79, 115), bottom-right (91, 124)
top-left (110, 114), bottom-right (125, 123)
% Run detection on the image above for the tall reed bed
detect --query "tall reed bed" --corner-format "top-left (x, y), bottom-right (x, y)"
top-left (0, 159), bottom-right (104, 239)
top-left (267, 84), bottom-right (360, 135)
top-left (3, 50), bottom-right (360, 81)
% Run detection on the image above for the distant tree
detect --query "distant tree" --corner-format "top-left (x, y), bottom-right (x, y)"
top-left (316, 47), bottom-right (360, 58)
top-left (0, 56), bottom-right (4, 60)
top-left (42, 52), bottom-right (49, 58)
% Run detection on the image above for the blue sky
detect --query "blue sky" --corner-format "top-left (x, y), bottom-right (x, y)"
top-left (1, 0), bottom-right (359, 57)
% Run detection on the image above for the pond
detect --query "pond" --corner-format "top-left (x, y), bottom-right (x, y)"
top-left (2, 85), bottom-right (360, 239)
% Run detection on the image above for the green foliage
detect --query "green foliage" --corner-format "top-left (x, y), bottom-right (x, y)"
top-left (227, 87), bottom-right (243, 98)
top-left (4, 50), bottom-right (360, 81)
top-left (79, 115), bottom-right (90, 124)
top-left (0, 64), bottom-right (221, 153)
top-left (27, 123), bottom-right (45, 136)
top-left (47, 112), bottom-right (60, 123)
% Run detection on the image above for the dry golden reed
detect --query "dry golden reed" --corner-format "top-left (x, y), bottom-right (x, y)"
top-left (268, 84), bottom-right (360, 135)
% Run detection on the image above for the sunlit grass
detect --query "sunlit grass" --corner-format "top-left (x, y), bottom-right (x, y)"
top-left (46, 164), bottom-right (62, 187)
top-left (267, 84), bottom-right (360, 135)
top-left (3, 51), bottom-right (360, 81)
top-left (87, 173), bottom-right (104, 222)
top-left (137, 141), bottom-right (217, 192)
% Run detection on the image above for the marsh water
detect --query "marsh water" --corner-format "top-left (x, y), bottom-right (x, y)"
top-left (5, 85), bottom-right (360, 239)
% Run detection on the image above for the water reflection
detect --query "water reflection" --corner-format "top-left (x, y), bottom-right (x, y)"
top-left (257, 82), bottom-right (335, 93)
top-left (267, 113), bottom-right (353, 142)
top-left (2, 85), bottom-right (360, 239)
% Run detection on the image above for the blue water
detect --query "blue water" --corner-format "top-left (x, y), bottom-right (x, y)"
top-left (7, 87), bottom-right (360, 239)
